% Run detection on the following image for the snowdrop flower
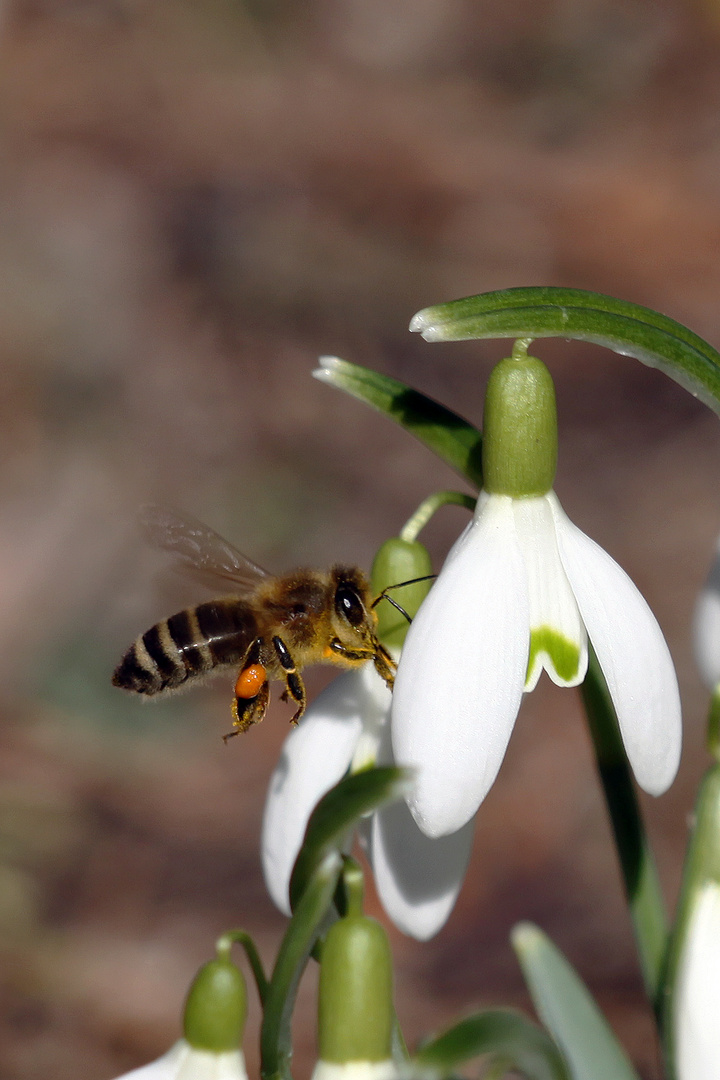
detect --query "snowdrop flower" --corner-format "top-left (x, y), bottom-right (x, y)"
top-left (670, 761), bottom-right (720, 1080)
top-left (113, 942), bottom-right (248, 1080)
top-left (112, 1041), bottom-right (248, 1080)
top-left (261, 662), bottom-right (474, 940)
top-left (262, 532), bottom-right (474, 940)
top-left (673, 880), bottom-right (720, 1080)
top-left (392, 343), bottom-right (682, 838)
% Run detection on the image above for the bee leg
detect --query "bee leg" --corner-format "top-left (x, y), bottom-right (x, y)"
top-left (373, 643), bottom-right (396, 691)
top-left (329, 638), bottom-right (396, 691)
top-left (328, 639), bottom-right (375, 663)
top-left (224, 679), bottom-right (270, 741)
top-left (223, 638), bottom-right (269, 741)
top-left (272, 635), bottom-right (307, 725)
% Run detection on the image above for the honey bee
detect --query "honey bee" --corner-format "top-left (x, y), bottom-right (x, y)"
top-left (112, 507), bottom-right (397, 739)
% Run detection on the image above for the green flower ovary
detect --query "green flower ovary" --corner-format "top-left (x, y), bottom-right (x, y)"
top-left (482, 350), bottom-right (558, 498)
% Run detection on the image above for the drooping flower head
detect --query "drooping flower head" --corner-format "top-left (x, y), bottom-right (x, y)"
top-left (262, 527), bottom-right (474, 940)
top-left (391, 341), bottom-right (682, 838)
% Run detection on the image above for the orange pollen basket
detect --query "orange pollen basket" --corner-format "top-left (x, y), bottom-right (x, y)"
top-left (235, 664), bottom-right (267, 699)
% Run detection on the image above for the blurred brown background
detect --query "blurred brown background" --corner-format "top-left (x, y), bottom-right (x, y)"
top-left (1, 1), bottom-right (720, 1077)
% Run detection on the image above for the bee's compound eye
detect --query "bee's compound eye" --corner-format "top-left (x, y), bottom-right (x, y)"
top-left (235, 664), bottom-right (267, 699)
top-left (335, 583), bottom-right (365, 627)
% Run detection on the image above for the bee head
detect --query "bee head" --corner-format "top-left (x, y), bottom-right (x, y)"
top-left (331, 567), bottom-right (375, 642)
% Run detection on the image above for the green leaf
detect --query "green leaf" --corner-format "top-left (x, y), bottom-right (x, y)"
top-left (314, 356), bottom-right (483, 486)
top-left (413, 1009), bottom-right (570, 1080)
top-left (289, 765), bottom-right (412, 911)
top-left (261, 850), bottom-right (343, 1080)
top-left (511, 923), bottom-right (640, 1080)
top-left (410, 287), bottom-right (720, 414)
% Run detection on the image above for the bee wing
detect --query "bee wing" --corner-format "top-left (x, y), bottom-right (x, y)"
top-left (140, 505), bottom-right (270, 591)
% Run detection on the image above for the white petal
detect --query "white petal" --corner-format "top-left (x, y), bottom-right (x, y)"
top-left (111, 1042), bottom-right (187, 1080)
top-left (513, 496), bottom-right (587, 690)
top-left (348, 663), bottom-right (394, 772)
top-left (551, 493), bottom-right (682, 795)
top-left (392, 493), bottom-right (529, 837)
top-left (311, 1060), bottom-right (398, 1080)
top-left (261, 672), bottom-right (364, 914)
top-left (693, 537), bottom-right (720, 688)
top-left (370, 802), bottom-right (474, 940)
top-left (367, 717), bottom-right (473, 940)
top-left (177, 1047), bottom-right (248, 1080)
top-left (674, 882), bottom-right (720, 1080)
top-left (111, 1042), bottom-right (248, 1080)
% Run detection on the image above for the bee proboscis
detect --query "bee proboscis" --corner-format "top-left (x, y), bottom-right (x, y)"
top-left (112, 507), bottom-right (396, 739)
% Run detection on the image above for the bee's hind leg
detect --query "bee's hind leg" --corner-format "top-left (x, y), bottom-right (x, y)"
top-left (224, 637), bottom-right (270, 741)
top-left (224, 680), bottom-right (270, 742)
top-left (272, 635), bottom-right (306, 724)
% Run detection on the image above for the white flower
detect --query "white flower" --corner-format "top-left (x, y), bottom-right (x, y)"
top-left (112, 1040), bottom-right (248, 1080)
top-left (392, 489), bottom-right (682, 838)
top-left (261, 664), bottom-right (473, 941)
top-left (674, 881), bottom-right (720, 1080)
top-left (693, 535), bottom-right (720, 688)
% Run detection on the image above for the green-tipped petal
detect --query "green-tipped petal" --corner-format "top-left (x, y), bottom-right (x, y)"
top-left (513, 496), bottom-right (586, 691)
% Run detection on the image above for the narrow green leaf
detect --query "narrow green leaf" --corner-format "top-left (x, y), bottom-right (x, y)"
top-left (261, 851), bottom-right (343, 1080)
top-left (289, 765), bottom-right (412, 911)
top-left (512, 923), bottom-right (640, 1080)
top-left (411, 287), bottom-right (720, 414)
top-left (413, 1009), bottom-right (570, 1080)
top-left (314, 356), bottom-right (483, 486)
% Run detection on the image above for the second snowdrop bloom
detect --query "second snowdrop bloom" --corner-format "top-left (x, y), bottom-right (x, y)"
top-left (262, 533), bottom-right (474, 941)
top-left (392, 344), bottom-right (682, 838)
top-left (261, 663), bottom-right (474, 940)
top-left (112, 941), bottom-right (249, 1080)
top-left (111, 1041), bottom-right (248, 1080)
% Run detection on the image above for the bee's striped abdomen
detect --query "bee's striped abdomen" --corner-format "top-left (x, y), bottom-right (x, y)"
top-left (113, 600), bottom-right (258, 696)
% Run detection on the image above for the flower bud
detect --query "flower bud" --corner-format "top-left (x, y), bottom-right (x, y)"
top-left (371, 537), bottom-right (432, 649)
top-left (482, 345), bottom-right (558, 497)
top-left (183, 955), bottom-right (247, 1053)
top-left (315, 915), bottom-right (395, 1072)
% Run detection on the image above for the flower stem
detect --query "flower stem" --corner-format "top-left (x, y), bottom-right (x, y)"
top-left (706, 682), bottom-right (720, 761)
top-left (580, 647), bottom-right (668, 1022)
top-left (399, 491), bottom-right (476, 543)
top-left (216, 929), bottom-right (269, 1006)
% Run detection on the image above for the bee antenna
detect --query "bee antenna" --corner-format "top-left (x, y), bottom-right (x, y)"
top-left (371, 574), bottom-right (436, 623)
top-left (379, 594), bottom-right (412, 624)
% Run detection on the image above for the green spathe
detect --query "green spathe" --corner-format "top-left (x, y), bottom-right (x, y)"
top-left (527, 627), bottom-right (582, 686)
top-left (371, 538), bottom-right (432, 649)
top-left (482, 348), bottom-right (557, 497)
top-left (183, 957), bottom-right (248, 1052)
top-left (318, 916), bottom-right (394, 1063)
